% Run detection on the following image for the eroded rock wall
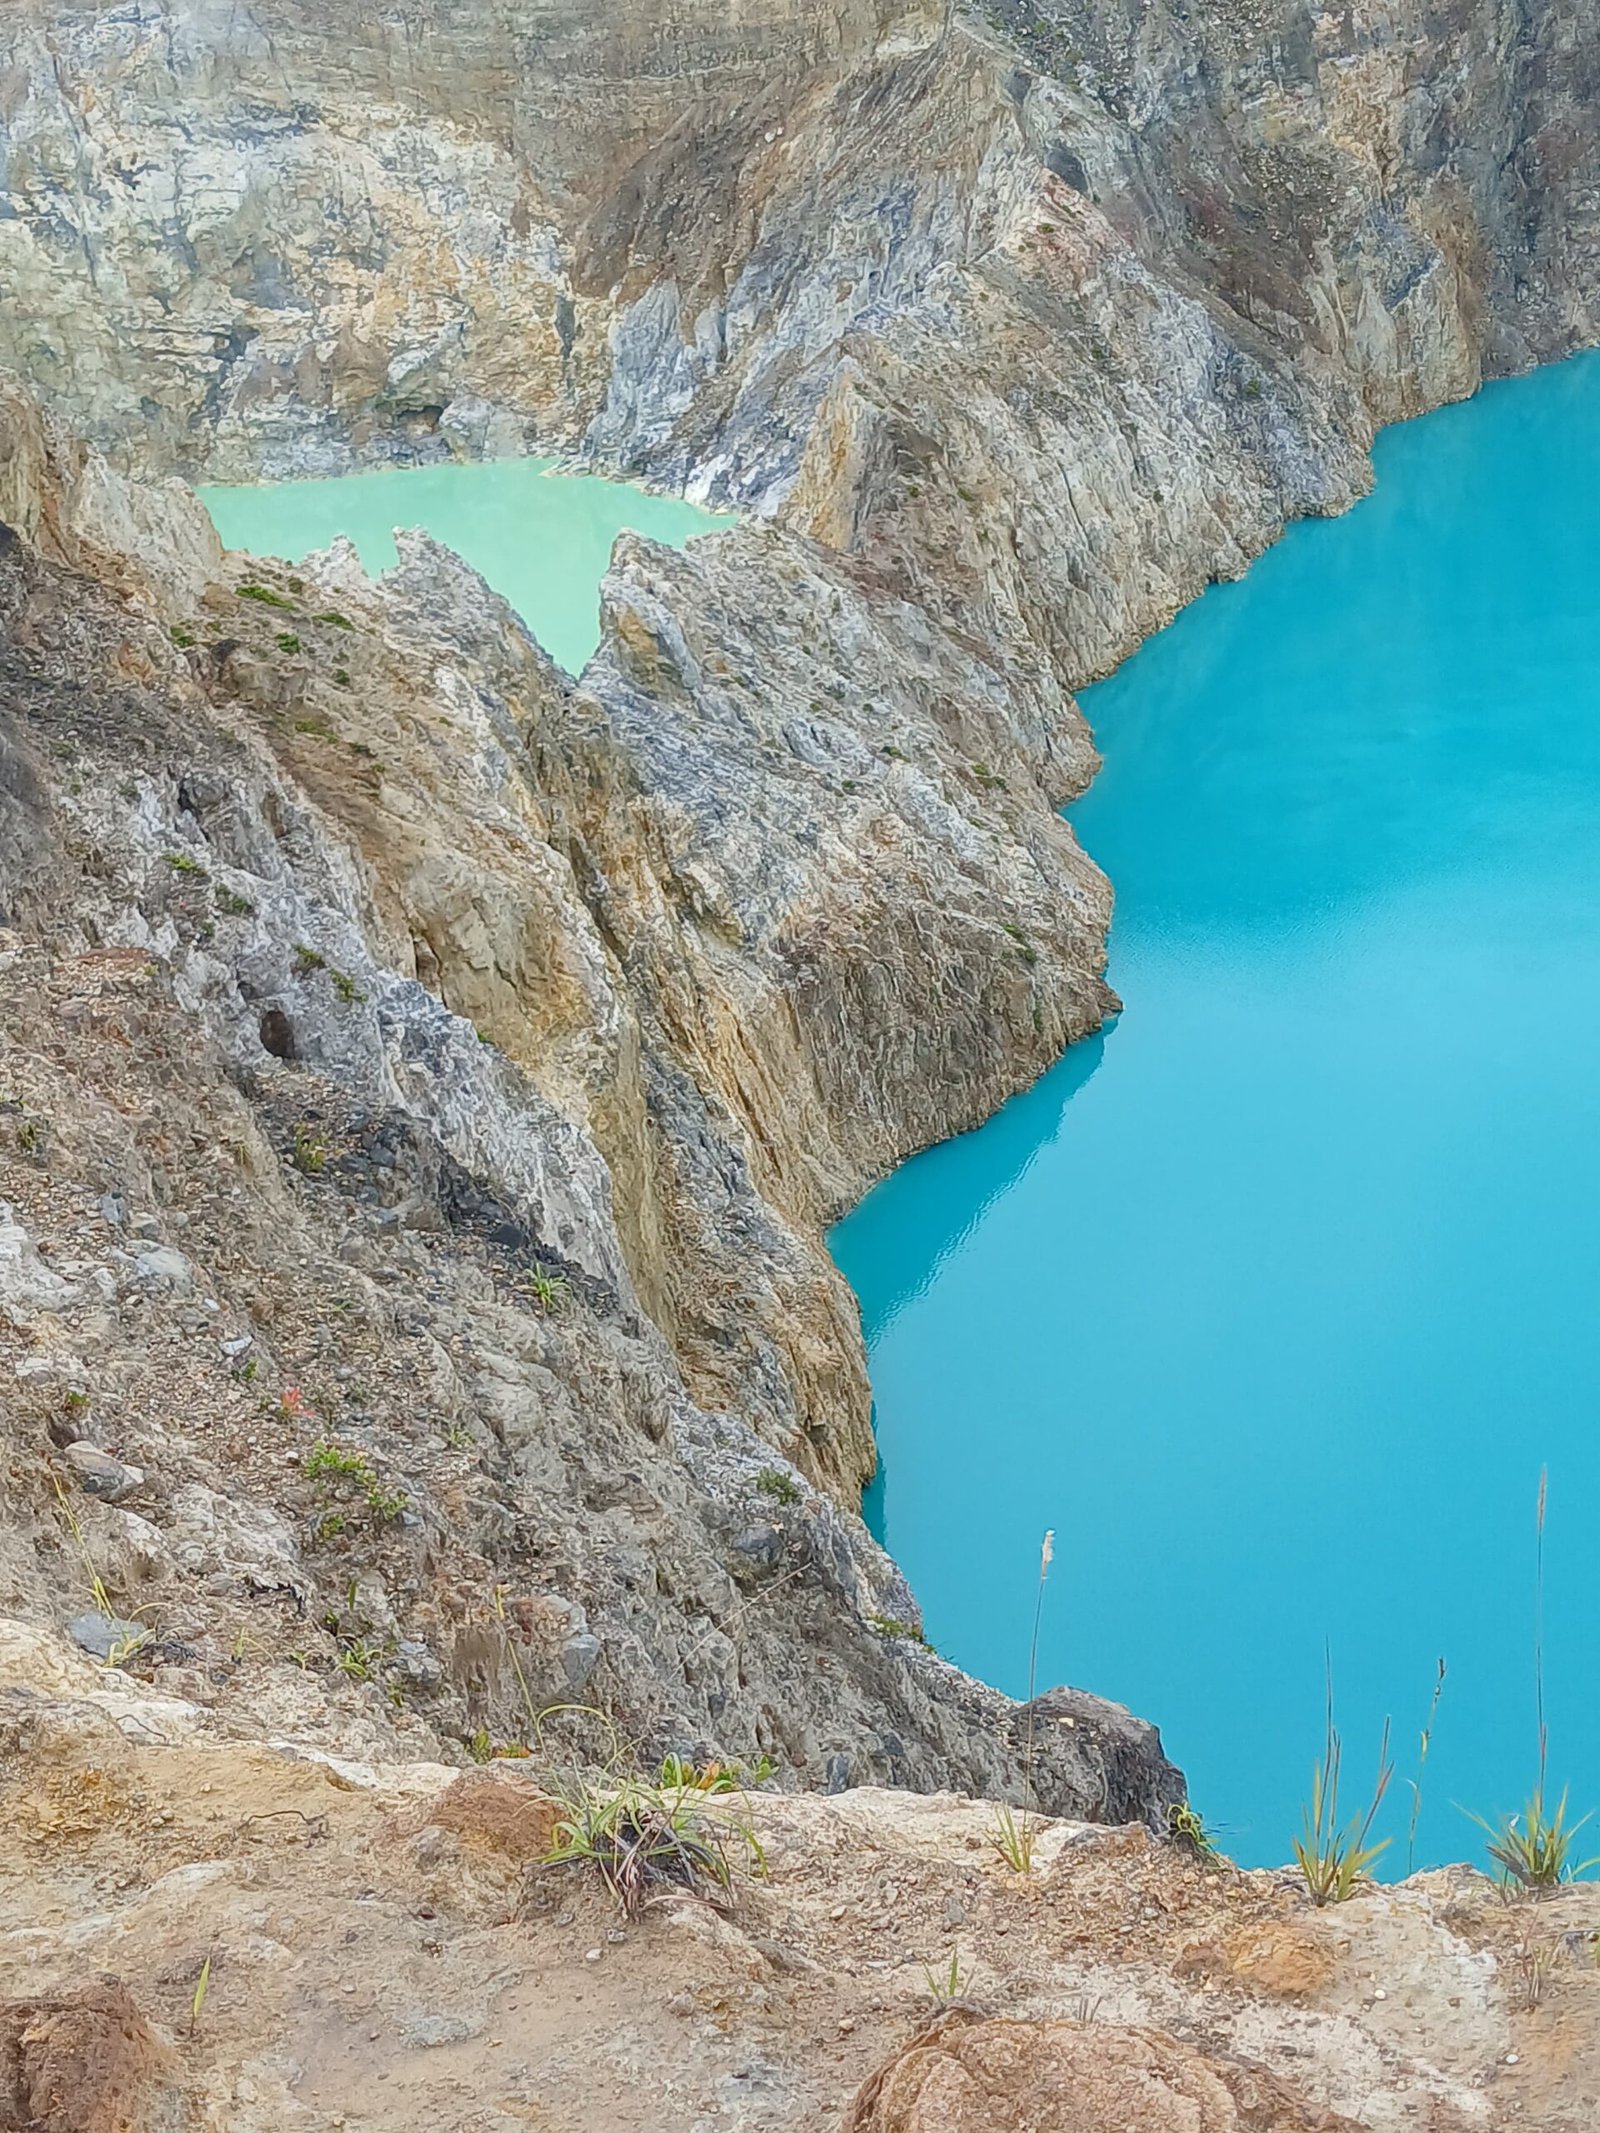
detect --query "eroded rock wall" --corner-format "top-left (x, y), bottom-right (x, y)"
top-left (0, 372), bottom-right (1174, 1817)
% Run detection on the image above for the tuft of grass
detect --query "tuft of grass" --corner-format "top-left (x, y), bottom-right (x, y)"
top-left (1467, 1469), bottom-right (1595, 1890)
top-left (756, 1467), bottom-right (800, 1506)
top-left (169, 625), bottom-right (196, 648)
top-left (276, 632), bottom-right (302, 654)
top-left (1472, 1789), bottom-right (1594, 1893)
top-left (333, 666), bottom-right (352, 688)
top-left (316, 610), bottom-right (355, 630)
top-left (216, 887), bottom-right (255, 917)
top-left (523, 1268), bottom-right (570, 1316)
top-left (163, 851), bottom-right (207, 878)
top-left (867, 1613), bottom-right (929, 1645)
top-left (238, 582), bottom-right (296, 610)
top-left (293, 715), bottom-right (334, 738)
top-left (292, 1123), bottom-right (327, 1175)
top-left (989, 1800), bottom-right (1036, 1875)
top-left (986, 1529), bottom-right (1054, 1875)
top-left (1510, 1934), bottom-right (1563, 2010)
top-left (331, 968), bottom-right (365, 1004)
top-left (922, 1950), bottom-right (966, 2007)
top-left (541, 1768), bottom-right (757, 1922)
top-left (1292, 1660), bottom-right (1393, 1905)
top-left (293, 943), bottom-right (326, 975)
top-left (1168, 1800), bottom-right (1221, 1863)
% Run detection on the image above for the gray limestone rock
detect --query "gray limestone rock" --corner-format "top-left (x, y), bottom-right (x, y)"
top-left (61, 1443), bottom-right (145, 1503)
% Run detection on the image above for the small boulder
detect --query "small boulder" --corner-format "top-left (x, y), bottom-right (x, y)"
top-left (393, 1638), bottom-right (444, 1692)
top-left (132, 1245), bottom-right (194, 1296)
top-left (62, 1442), bottom-right (145, 1502)
top-left (68, 1612), bottom-right (149, 1663)
top-left (730, 1524), bottom-right (784, 1576)
top-left (844, 2012), bottom-right (1358, 2133)
top-left (560, 1630), bottom-right (602, 1692)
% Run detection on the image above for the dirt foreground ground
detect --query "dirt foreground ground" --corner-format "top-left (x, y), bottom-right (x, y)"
top-left (5, 1628), bottom-right (1600, 2133)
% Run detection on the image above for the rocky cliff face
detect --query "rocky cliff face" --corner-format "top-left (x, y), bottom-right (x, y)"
top-left (1, 0), bottom-right (1598, 1820)
top-left (0, 369), bottom-right (1169, 1818)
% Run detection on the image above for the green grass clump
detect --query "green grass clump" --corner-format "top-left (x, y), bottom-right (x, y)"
top-left (1471, 1790), bottom-right (1594, 1892)
top-left (238, 582), bottom-right (296, 610)
top-left (755, 1468), bottom-right (800, 1506)
top-left (1292, 1667), bottom-right (1393, 1906)
top-left (293, 944), bottom-right (326, 975)
top-left (170, 625), bottom-right (196, 648)
top-left (867, 1613), bottom-right (928, 1645)
top-left (541, 1768), bottom-right (761, 1921)
top-left (523, 1268), bottom-right (570, 1316)
top-left (1465, 1470), bottom-right (1594, 1889)
top-left (304, 1439), bottom-right (408, 1524)
top-left (292, 1123), bottom-right (327, 1174)
top-left (276, 632), bottom-right (302, 654)
top-left (1168, 1800), bottom-right (1221, 1862)
top-left (316, 610), bottom-right (355, 630)
top-left (163, 851), bottom-right (207, 877)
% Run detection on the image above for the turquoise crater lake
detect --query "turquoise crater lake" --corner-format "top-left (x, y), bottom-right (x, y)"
top-left (199, 457), bottom-right (725, 676)
top-left (831, 351), bottom-right (1600, 1872)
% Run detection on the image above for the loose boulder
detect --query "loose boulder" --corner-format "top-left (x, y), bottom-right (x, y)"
top-left (843, 2011), bottom-right (1358, 2133)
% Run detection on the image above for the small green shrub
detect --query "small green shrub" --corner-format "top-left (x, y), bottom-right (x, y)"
top-left (293, 944), bottom-right (326, 975)
top-left (333, 667), bottom-right (352, 688)
top-left (292, 1123), bottom-right (327, 1175)
top-left (331, 969), bottom-right (365, 1004)
top-left (336, 1637), bottom-right (384, 1683)
top-left (169, 625), bottom-right (196, 648)
top-left (756, 1468), bottom-right (800, 1506)
top-left (163, 851), bottom-right (207, 878)
top-left (238, 582), bottom-right (296, 610)
top-left (276, 632), bottom-right (302, 654)
top-left (1168, 1800), bottom-right (1221, 1862)
top-left (867, 1613), bottom-right (928, 1645)
top-left (216, 888), bottom-right (255, 917)
top-left (304, 1439), bottom-right (407, 1524)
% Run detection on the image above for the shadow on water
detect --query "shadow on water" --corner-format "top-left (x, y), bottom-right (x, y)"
top-left (835, 1029), bottom-right (1110, 1348)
